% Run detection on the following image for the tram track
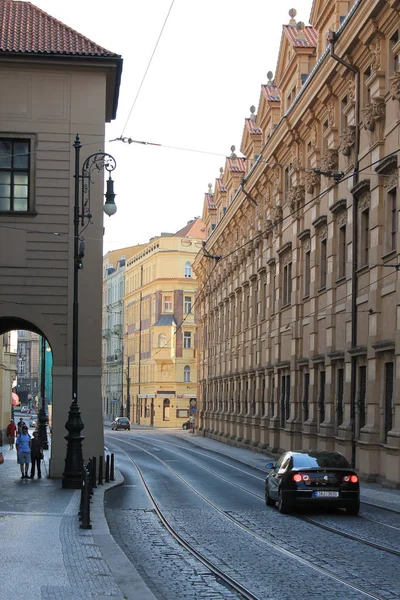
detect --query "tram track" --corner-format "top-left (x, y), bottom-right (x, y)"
top-left (105, 433), bottom-right (395, 600)
top-left (109, 432), bottom-right (400, 554)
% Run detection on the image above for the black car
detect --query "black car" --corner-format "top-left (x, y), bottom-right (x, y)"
top-left (265, 450), bottom-right (360, 515)
top-left (182, 417), bottom-right (194, 430)
top-left (111, 417), bottom-right (130, 431)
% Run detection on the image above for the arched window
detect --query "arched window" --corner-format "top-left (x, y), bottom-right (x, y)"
top-left (184, 365), bottom-right (190, 382)
top-left (158, 334), bottom-right (167, 348)
top-left (163, 398), bottom-right (170, 421)
top-left (185, 261), bottom-right (192, 278)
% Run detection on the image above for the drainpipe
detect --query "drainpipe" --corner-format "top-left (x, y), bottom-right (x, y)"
top-left (328, 30), bottom-right (360, 468)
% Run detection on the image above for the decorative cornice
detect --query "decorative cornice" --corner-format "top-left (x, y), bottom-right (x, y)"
top-left (312, 214), bottom-right (328, 229)
top-left (297, 228), bottom-right (311, 241)
top-left (347, 345), bottom-right (367, 357)
top-left (326, 350), bottom-right (345, 361)
top-left (275, 360), bottom-right (290, 369)
top-left (277, 241), bottom-right (292, 256)
top-left (310, 354), bottom-right (325, 363)
top-left (296, 357), bottom-right (310, 366)
top-left (371, 339), bottom-right (395, 353)
top-left (329, 199), bottom-right (347, 214)
top-left (375, 154), bottom-right (398, 175)
top-left (266, 258), bottom-right (276, 267)
top-left (350, 179), bottom-right (370, 198)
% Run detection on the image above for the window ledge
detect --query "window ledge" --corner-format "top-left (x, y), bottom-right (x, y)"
top-left (335, 276), bottom-right (346, 284)
top-left (280, 303), bottom-right (291, 310)
top-left (381, 250), bottom-right (397, 263)
top-left (356, 264), bottom-right (369, 275)
top-left (317, 285), bottom-right (327, 293)
top-left (0, 210), bottom-right (37, 217)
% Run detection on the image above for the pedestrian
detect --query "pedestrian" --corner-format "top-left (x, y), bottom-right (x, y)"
top-left (30, 431), bottom-right (43, 479)
top-left (16, 425), bottom-right (31, 479)
top-left (6, 420), bottom-right (17, 449)
top-left (17, 417), bottom-right (24, 434)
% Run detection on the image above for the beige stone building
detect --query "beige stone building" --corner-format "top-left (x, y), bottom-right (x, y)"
top-left (0, 1), bottom-right (122, 476)
top-left (124, 219), bottom-right (205, 427)
top-left (194, 0), bottom-right (400, 486)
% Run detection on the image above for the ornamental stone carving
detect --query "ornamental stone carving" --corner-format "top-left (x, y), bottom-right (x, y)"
top-left (389, 71), bottom-right (400, 102)
top-left (321, 149), bottom-right (339, 172)
top-left (337, 211), bottom-right (347, 228)
top-left (305, 170), bottom-right (321, 194)
top-left (288, 185), bottom-right (305, 211)
top-left (347, 77), bottom-right (355, 103)
top-left (369, 33), bottom-right (384, 72)
top-left (327, 98), bottom-right (336, 128)
top-left (319, 224), bottom-right (328, 241)
top-left (384, 172), bottom-right (397, 191)
top-left (338, 125), bottom-right (356, 156)
top-left (273, 166), bottom-right (281, 194)
top-left (358, 193), bottom-right (371, 213)
top-left (310, 122), bottom-right (318, 146)
top-left (362, 97), bottom-right (385, 132)
top-left (303, 237), bottom-right (311, 253)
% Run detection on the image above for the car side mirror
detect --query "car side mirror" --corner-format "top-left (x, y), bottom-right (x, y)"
top-left (266, 462), bottom-right (275, 470)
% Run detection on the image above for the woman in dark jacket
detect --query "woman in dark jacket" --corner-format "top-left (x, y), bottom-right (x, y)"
top-left (30, 431), bottom-right (43, 479)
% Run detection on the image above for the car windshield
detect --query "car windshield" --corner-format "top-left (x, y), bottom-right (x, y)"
top-left (117, 418), bottom-right (128, 423)
top-left (293, 452), bottom-right (351, 469)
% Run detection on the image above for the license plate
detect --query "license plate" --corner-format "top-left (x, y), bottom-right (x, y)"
top-left (314, 491), bottom-right (339, 498)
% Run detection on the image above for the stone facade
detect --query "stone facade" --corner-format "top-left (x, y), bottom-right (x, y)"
top-left (123, 220), bottom-right (205, 428)
top-left (0, 1), bottom-right (122, 476)
top-left (194, 0), bottom-right (400, 486)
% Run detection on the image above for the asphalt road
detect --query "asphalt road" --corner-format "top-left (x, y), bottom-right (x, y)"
top-left (104, 429), bottom-right (400, 600)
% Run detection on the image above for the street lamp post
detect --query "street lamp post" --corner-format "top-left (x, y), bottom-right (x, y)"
top-left (63, 134), bottom-right (117, 489)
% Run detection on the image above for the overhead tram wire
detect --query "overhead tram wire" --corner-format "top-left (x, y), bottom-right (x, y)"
top-left (120, 0), bottom-right (176, 137)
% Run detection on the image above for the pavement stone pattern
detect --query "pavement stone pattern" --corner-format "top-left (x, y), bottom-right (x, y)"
top-left (106, 505), bottom-right (241, 599)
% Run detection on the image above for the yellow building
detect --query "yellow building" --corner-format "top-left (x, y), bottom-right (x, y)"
top-left (0, 332), bottom-right (17, 444)
top-left (194, 0), bottom-right (400, 486)
top-left (124, 219), bottom-right (205, 427)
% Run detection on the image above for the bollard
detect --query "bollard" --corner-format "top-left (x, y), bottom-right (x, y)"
top-left (78, 465), bottom-right (85, 520)
top-left (110, 453), bottom-right (115, 481)
top-left (98, 455), bottom-right (103, 486)
top-left (91, 456), bottom-right (97, 489)
top-left (79, 469), bottom-right (92, 529)
top-left (105, 454), bottom-right (110, 483)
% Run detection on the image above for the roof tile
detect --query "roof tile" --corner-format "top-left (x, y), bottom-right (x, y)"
top-left (0, 0), bottom-right (119, 56)
top-left (283, 25), bottom-right (317, 48)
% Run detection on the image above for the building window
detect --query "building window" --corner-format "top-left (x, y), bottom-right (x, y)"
top-left (280, 373), bottom-right (290, 426)
top-left (184, 296), bottom-right (192, 314)
top-left (183, 331), bottom-right (192, 349)
top-left (304, 249), bottom-right (310, 297)
top-left (0, 138), bottom-right (30, 212)
top-left (158, 334), bottom-right (167, 348)
top-left (319, 370), bottom-right (326, 424)
top-left (388, 188), bottom-right (397, 253)
top-left (359, 365), bottom-right (366, 431)
top-left (282, 261), bottom-right (292, 306)
top-left (320, 238), bottom-right (327, 289)
top-left (384, 361), bottom-right (394, 441)
top-left (338, 224), bottom-right (346, 279)
top-left (337, 367), bottom-right (344, 427)
top-left (303, 372), bottom-right (310, 422)
top-left (184, 365), bottom-right (190, 382)
top-left (185, 262), bottom-right (192, 278)
top-left (360, 208), bottom-right (369, 267)
top-left (164, 295), bottom-right (172, 312)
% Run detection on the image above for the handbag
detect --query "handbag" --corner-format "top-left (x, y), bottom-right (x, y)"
top-left (0, 452), bottom-right (4, 465)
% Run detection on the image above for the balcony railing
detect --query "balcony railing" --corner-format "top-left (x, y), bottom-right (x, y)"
top-left (102, 328), bottom-right (111, 338)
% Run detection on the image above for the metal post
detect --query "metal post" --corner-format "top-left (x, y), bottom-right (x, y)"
top-left (105, 454), bottom-right (110, 483)
top-left (110, 453), bottom-right (115, 481)
top-left (91, 456), bottom-right (97, 489)
top-left (63, 134), bottom-right (84, 489)
top-left (79, 467), bottom-right (92, 530)
top-left (126, 356), bottom-right (131, 421)
top-left (98, 455), bottom-right (103, 486)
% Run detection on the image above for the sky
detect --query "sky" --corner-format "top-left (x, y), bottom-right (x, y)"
top-left (24, 0), bottom-right (314, 253)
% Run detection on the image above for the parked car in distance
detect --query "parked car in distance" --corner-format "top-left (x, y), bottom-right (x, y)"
top-left (265, 450), bottom-right (360, 515)
top-left (20, 406), bottom-right (29, 413)
top-left (182, 416), bottom-right (194, 430)
top-left (111, 417), bottom-right (130, 431)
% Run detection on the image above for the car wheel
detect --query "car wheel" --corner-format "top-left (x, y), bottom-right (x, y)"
top-left (128, 427), bottom-right (130, 430)
top-left (346, 501), bottom-right (360, 515)
top-left (265, 485), bottom-right (275, 507)
top-left (278, 488), bottom-right (291, 514)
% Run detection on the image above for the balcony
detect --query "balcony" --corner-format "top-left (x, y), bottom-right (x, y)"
top-left (152, 345), bottom-right (175, 362)
top-left (102, 328), bottom-right (111, 338)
